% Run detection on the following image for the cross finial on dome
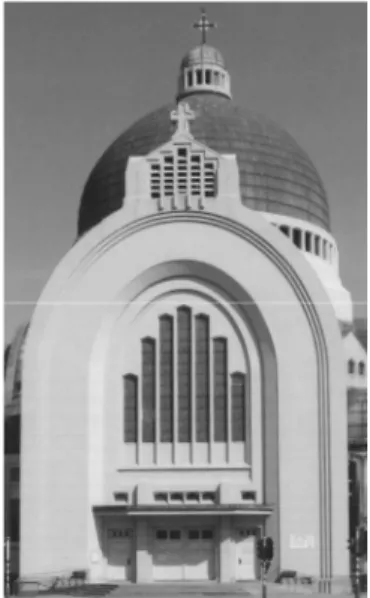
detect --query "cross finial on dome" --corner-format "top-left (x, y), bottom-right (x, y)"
top-left (171, 102), bottom-right (195, 137)
top-left (193, 8), bottom-right (216, 45)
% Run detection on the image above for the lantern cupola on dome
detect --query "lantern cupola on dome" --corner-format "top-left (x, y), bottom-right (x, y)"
top-left (177, 9), bottom-right (231, 101)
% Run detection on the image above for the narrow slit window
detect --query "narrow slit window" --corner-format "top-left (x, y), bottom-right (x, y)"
top-left (196, 69), bottom-right (202, 84)
top-left (293, 228), bottom-right (302, 249)
top-left (205, 69), bottom-right (211, 84)
top-left (305, 231), bottom-right (312, 252)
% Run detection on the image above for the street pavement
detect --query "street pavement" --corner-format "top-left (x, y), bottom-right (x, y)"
top-left (34, 581), bottom-right (362, 598)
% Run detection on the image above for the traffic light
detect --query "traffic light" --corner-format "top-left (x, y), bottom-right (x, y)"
top-left (355, 527), bottom-right (367, 557)
top-left (265, 537), bottom-right (274, 561)
top-left (257, 537), bottom-right (274, 561)
top-left (257, 538), bottom-right (265, 560)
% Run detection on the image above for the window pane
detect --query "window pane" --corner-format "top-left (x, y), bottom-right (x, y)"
top-left (231, 373), bottom-right (246, 441)
top-left (196, 315), bottom-right (210, 442)
top-left (124, 375), bottom-right (138, 442)
top-left (177, 307), bottom-right (192, 442)
top-left (142, 338), bottom-right (156, 443)
top-left (213, 338), bottom-right (228, 442)
top-left (160, 315), bottom-right (174, 442)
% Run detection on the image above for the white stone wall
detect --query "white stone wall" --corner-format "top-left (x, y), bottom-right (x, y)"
top-left (21, 147), bottom-right (348, 582)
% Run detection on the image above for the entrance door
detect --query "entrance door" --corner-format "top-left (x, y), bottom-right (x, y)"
top-left (153, 527), bottom-right (215, 581)
top-left (236, 529), bottom-right (256, 580)
top-left (106, 527), bottom-right (133, 581)
top-left (184, 528), bottom-right (215, 581)
top-left (153, 529), bottom-right (183, 581)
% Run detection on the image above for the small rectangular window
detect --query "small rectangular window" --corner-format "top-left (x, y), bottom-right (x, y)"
top-left (170, 492), bottom-right (183, 502)
top-left (202, 492), bottom-right (216, 502)
top-left (188, 530), bottom-right (200, 540)
top-left (156, 530), bottom-right (167, 540)
top-left (241, 491), bottom-right (256, 501)
top-left (202, 530), bottom-right (213, 540)
top-left (170, 530), bottom-right (181, 540)
top-left (186, 492), bottom-right (200, 502)
top-left (154, 492), bottom-right (168, 502)
top-left (114, 492), bottom-right (128, 502)
top-left (177, 148), bottom-right (187, 158)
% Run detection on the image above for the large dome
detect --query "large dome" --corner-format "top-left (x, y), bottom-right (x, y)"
top-left (78, 93), bottom-right (330, 238)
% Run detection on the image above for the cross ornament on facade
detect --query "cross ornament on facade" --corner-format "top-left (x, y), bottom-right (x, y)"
top-left (193, 8), bottom-right (217, 45)
top-left (170, 102), bottom-right (196, 136)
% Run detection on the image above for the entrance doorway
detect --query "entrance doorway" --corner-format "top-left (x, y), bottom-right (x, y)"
top-left (106, 526), bottom-right (133, 581)
top-left (235, 528), bottom-right (256, 580)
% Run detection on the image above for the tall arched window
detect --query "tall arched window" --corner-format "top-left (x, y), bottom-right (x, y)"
top-left (160, 315), bottom-right (174, 442)
top-left (348, 359), bottom-right (355, 375)
top-left (142, 338), bottom-right (156, 442)
top-left (359, 361), bottom-right (366, 376)
top-left (231, 372), bottom-right (246, 441)
top-left (195, 315), bottom-right (210, 442)
top-left (213, 337), bottom-right (227, 442)
top-left (177, 307), bottom-right (192, 442)
top-left (123, 375), bottom-right (138, 442)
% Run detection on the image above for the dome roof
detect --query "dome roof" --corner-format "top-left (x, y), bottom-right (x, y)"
top-left (181, 45), bottom-right (225, 68)
top-left (79, 93), bottom-right (330, 237)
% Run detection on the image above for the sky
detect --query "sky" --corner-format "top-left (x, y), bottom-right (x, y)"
top-left (5, 2), bottom-right (367, 344)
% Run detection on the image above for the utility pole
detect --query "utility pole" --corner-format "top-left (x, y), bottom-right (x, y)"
top-left (257, 536), bottom-right (274, 598)
top-left (260, 559), bottom-right (267, 598)
top-left (5, 536), bottom-right (11, 598)
top-left (348, 524), bottom-right (366, 598)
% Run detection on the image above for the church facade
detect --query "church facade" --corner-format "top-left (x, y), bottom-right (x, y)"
top-left (5, 13), bottom-right (366, 590)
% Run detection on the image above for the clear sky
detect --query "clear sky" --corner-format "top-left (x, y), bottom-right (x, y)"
top-left (5, 2), bottom-right (367, 343)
